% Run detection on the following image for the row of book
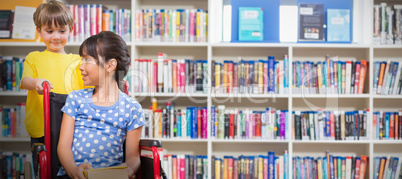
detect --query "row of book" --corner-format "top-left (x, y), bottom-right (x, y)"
top-left (292, 110), bottom-right (368, 141)
top-left (374, 156), bottom-right (402, 179)
top-left (210, 106), bottom-right (288, 140)
top-left (67, 4), bottom-right (131, 42)
top-left (132, 53), bottom-right (208, 93)
top-left (0, 56), bottom-right (25, 92)
top-left (292, 57), bottom-right (368, 95)
top-left (134, 9), bottom-right (208, 43)
top-left (293, 151), bottom-right (367, 179)
top-left (373, 111), bottom-right (402, 140)
top-left (373, 3), bottom-right (402, 45)
top-left (160, 154), bottom-right (208, 179)
top-left (1, 104), bottom-right (28, 138)
top-left (211, 151), bottom-right (289, 179)
top-left (0, 152), bottom-right (31, 179)
top-left (373, 61), bottom-right (402, 95)
top-left (211, 56), bottom-right (290, 94)
top-left (141, 102), bottom-right (208, 139)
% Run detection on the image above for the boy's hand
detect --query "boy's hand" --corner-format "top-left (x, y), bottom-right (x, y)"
top-left (68, 163), bottom-right (92, 179)
top-left (35, 78), bottom-right (53, 94)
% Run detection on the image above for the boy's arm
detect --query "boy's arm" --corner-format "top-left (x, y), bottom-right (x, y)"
top-left (58, 113), bottom-right (91, 179)
top-left (21, 77), bottom-right (53, 94)
top-left (125, 126), bottom-right (143, 178)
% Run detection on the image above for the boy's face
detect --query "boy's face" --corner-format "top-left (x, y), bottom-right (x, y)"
top-left (37, 23), bottom-right (72, 54)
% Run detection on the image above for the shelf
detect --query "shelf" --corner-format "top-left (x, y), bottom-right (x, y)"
top-left (134, 42), bottom-right (209, 47)
top-left (0, 42), bottom-right (45, 47)
top-left (0, 137), bottom-right (30, 142)
top-left (132, 92), bottom-right (208, 98)
top-left (210, 93), bottom-right (288, 98)
top-left (211, 139), bottom-right (288, 143)
top-left (156, 138), bottom-right (208, 143)
top-left (292, 94), bottom-right (370, 98)
top-left (0, 91), bottom-right (28, 96)
top-left (372, 140), bottom-right (402, 144)
top-left (372, 94), bottom-right (402, 99)
top-left (292, 140), bottom-right (370, 144)
top-left (372, 45), bottom-right (402, 49)
top-left (211, 43), bottom-right (289, 48)
top-left (211, 42), bottom-right (370, 49)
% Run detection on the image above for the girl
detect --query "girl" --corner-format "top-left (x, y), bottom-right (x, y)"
top-left (58, 31), bottom-right (144, 179)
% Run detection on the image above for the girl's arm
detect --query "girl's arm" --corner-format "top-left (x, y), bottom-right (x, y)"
top-left (58, 113), bottom-right (91, 179)
top-left (125, 126), bottom-right (143, 178)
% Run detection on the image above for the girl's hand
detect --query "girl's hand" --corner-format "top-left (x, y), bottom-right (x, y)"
top-left (120, 163), bottom-right (136, 179)
top-left (67, 163), bottom-right (92, 179)
top-left (35, 78), bottom-right (53, 95)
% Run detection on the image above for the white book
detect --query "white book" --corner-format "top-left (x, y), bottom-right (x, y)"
top-left (279, 5), bottom-right (298, 42)
top-left (395, 158), bottom-right (402, 179)
top-left (216, 0), bottom-right (223, 42)
top-left (383, 155), bottom-right (391, 179)
top-left (185, 9), bottom-right (190, 42)
top-left (168, 60), bottom-right (173, 93)
top-left (148, 60), bottom-right (153, 92)
top-left (279, 61), bottom-right (284, 94)
top-left (318, 110), bottom-right (325, 140)
top-left (380, 60), bottom-right (391, 94)
top-left (279, 155), bottom-right (284, 179)
top-left (133, 60), bottom-right (139, 93)
top-left (387, 6), bottom-right (394, 44)
top-left (346, 157), bottom-right (352, 179)
top-left (392, 64), bottom-right (402, 95)
top-left (236, 108), bottom-right (241, 139)
top-left (222, 2), bottom-right (232, 42)
top-left (157, 53), bottom-right (165, 92)
top-left (380, 3), bottom-right (387, 44)
top-left (171, 10), bottom-right (176, 42)
top-left (309, 112), bottom-right (315, 140)
top-left (79, 5), bottom-right (85, 42)
top-left (314, 112), bottom-right (320, 140)
top-left (163, 61), bottom-right (168, 93)
top-left (345, 62), bottom-right (352, 94)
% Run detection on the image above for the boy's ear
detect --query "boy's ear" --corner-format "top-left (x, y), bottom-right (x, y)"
top-left (36, 27), bottom-right (42, 37)
top-left (107, 59), bottom-right (117, 72)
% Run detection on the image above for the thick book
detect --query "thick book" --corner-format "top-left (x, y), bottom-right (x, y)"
top-left (298, 3), bottom-right (325, 41)
top-left (83, 166), bottom-right (128, 179)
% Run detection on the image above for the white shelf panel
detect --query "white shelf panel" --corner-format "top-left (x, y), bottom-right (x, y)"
top-left (292, 94), bottom-right (370, 98)
top-left (291, 43), bottom-right (370, 49)
top-left (211, 43), bottom-right (289, 48)
top-left (0, 137), bottom-right (30, 142)
top-left (0, 42), bottom-right (45, 47)
top-left (156, 138), bottom-right (208, 143)
top-left (372, 94), bottom-right (402, 99)
top-left (372, 45), bottom-right (402, 49)
top-left (134, 42), bottom-right (208, 47)
top-left (372, 140), bottom-right (402, 144)
top-left (292, 140), bottom-right (370, 144)
top-left (211, 139), bottom-right (288, 143)
top-left (0, 91), bottom-right (28, 96)
top-left (132, 92), bottom-right (208, 98)
top-left (211, 93), bottom-right (288, 98)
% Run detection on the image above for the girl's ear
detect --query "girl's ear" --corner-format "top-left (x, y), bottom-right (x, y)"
top-left (107, 59), bottom-right (117, 72)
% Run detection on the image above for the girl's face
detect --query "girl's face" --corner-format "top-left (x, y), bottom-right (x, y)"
top-left (79, 53), bottom-right (105, 87)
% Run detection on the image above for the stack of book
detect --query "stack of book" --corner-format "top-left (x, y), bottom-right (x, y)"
top-left (210, 106), bottom-right (288, 140)
top-left (160, 154), bottom-right (208, 179)
top-left (212, 151), bottom-right (289, 179)
top-left (293, 151), bottom-right (367, 179)
top-left (373, 3), bottom-right (402, 45)
top-left (373, 61), bottom-right (402, 95)
top-left (211, 55), bottom-right (290, 94)
top-left (373, 111), bottom-right (402, 140)
top-left (132, 53), bottom-right (208, 94)
top-left (292, 110), bottom-right (368, 141)
top-left (0, 152), bottom-right (31, 179)
top-left (373, 156), bottom-right (402, 179)
top-left (1, 104), bottom-right (28, 138)
top-left (0, 56), bottom-right (25, 92)
top-left (141, 103), bottom-right (208, 139)
top-left (67, 4), bottom-right (131, 42)
top-left (292, 56), bottom-right (367, 95)
top-left (135, 9), bottom-right (208, 43)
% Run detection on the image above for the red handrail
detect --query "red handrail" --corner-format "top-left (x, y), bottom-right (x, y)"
top-left (42, 81), bottom-right (51, 178)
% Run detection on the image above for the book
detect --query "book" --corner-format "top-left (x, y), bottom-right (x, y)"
top-left (83, 166), bottom-right (128, 179)
top-left (0, 10), bottom-right (13, 39)
top-left (238, 7), bottom-right (263, 41)
top-left (327, 9), bottom-right (350, 42)
top-left (298, 3), bottom-right (325, 41)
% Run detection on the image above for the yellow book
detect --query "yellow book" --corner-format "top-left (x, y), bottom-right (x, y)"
top-left (215, 63), bottom-right (221, 93)
top-left (223, 157), bottom-right (228, 179)
top-left (216, 159), bottom-right (221, 179)
top-left (83, 166), bottom-right (128, 179)
top-left (196, 11), bottom-right (201, 41)
top-left (317, 158), bottom-right (323, 179)
top-left (176, 11), bottom-right (180, 42)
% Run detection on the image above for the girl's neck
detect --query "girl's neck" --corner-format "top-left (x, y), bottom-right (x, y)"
top-left (92, 80), bottom-right (120, 105)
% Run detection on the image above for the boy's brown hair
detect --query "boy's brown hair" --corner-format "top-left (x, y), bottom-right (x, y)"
top-left (33, 0), bottom-right (74, 29)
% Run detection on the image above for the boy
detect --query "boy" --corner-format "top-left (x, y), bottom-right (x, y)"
top-left (20, 0), bottom-right (85, 172)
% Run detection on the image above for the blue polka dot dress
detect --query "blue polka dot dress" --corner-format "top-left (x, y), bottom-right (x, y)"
top-left (58, 88), bottom-right (144, 176)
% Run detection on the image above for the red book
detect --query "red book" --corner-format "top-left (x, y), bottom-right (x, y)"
top-left (228, 157), bottom-right (233, 179)
top-left (197, 109), bottom-right (202, 139)
top-left (330, 113), bottom-right (335, 140)
top-left (354, 157), bottom-right (361, 179)
top-left (390, 113), bottom-right (395, 139)
top-left (172, 156), bottom-right (177, 179)
top-left (229, 113), bottom-right (235, 139)
top-left (153, 61), bottom-right (158, 92)
top-left (180, 155), bottom-right (185, 179)
top-left (255, 113), bottom-right (261, 138)
top-left (354, 62), bottom-right (361, 94)
top-left (179, 60), bottom-right (185, 93)
top-left (395, 113), bottom-right (399, 139)
top-left (172, 60), bottom-right (177, 93)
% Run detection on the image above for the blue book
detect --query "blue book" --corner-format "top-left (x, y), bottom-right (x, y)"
top-left (177, 110), bottom-right (182, 137)
top-left (329, 155), bottom-right (335, 179)
top-left (268, 56), bottom-right (275, 93)
top-left (323, 157), bottom-right (328, 179)
top-left (326, 111), bottom-right (330, 138)
top-left (211, 106), bottom-right (216, 138)
top-left (284, 151), bottom-right (288, 179)
top-left (268, 151), bottom-right (275, 179)
top-left (238, 7), bottom-right (263, 41)
top-left (187, 107), bottom-right (192, 138)
top-left (192, 107), bottom-right (198, 139)
top-left (323, 61), bottom-right (328, 89)
top-left (327, 9), bottom-right (350, 42)
top-left (284, 56), bottom-right (289, 91)
top-left (385, 112), bottom-right (390, 139)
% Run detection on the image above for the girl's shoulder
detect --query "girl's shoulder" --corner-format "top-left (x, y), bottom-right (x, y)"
top-left (120, 92), bottom-right (142, 109)
top-left (68, 88), bottom-right (94, 99)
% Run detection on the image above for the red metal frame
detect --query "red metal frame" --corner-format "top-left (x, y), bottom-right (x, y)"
top-left (39, 151), bottom-right (47, 179)
top-left (42, 81), bottom-right (51, 178)
top-left (140, 146), bottom-right (161, 179)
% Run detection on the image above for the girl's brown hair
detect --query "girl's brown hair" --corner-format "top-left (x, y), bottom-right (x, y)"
top-left (79, 31), bottom-right (131, 91)
top-left (33, 0), bottom-right (74, 29)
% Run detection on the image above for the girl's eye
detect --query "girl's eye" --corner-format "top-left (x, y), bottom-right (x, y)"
top-left (61, 30), bottom-right (66, 33)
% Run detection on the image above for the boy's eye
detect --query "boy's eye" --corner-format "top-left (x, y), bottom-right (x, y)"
top-left (46, 31), bottom-right (53, 33)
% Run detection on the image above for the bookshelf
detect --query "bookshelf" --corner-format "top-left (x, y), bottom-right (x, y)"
top-left (0, 0), bottom-right (402, 178)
